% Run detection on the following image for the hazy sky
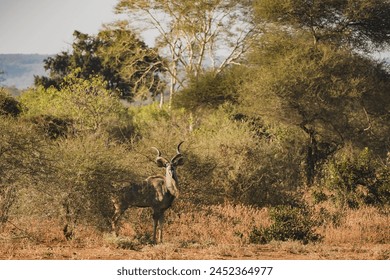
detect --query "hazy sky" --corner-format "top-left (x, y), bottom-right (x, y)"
top-left (0, 0), bottom-right (124, 54)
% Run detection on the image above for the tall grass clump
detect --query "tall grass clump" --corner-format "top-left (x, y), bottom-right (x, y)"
top-left (321, 206), bottom-right (389, 245)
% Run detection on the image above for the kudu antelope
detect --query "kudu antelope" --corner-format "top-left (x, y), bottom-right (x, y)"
top-left (111, 142), bottom-right (184, 244)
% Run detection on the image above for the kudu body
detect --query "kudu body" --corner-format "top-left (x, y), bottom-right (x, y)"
top-left (111, 142), bottom-right (184, 244)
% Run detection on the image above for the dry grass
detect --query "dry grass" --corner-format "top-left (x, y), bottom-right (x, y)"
top-left (0, 203), bottom-right (388, 260)
top-left (322, 207), bottom-right (389, 245)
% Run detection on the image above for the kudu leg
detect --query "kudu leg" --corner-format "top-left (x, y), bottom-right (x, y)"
top-left (111, 215), bottom-right (119, 236)
top-left (152, 211), bottom-right (164, 244)
top-left (158, 215), bottom-right (164, 243)
top-left (111, 201), bottom-right (122, 236)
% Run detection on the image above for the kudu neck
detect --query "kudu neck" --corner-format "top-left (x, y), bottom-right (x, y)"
top-left (165, 165), bottom-right (179, 197)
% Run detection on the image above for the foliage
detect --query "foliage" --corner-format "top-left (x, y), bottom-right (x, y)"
top-left (0, 117), bottom-right (46, 187)
top-left (0, 117), bottom-right (47, 230)
top-left (241, 31), bottom-right (390, 184)
top-left (29, 115), bottom-right (74, 140)
top-left (115, 0), bottom-right (254, 103)
top-left (145, 106), bottom-right (306, 206)
top-left (22, 70), bottom-right (132, 135)
top-left (321, 146), bottom-right (390, 208)
top-left (96, 21), bottom-right (165, 100)
top-left (172, 68), bottom-right (241, 111)
top-left (34, 21), bottom-right (164, 100)
top-left (0, 88), bottom-right (22, 117)
top-left (46, 136), bottom-right (138, 233)
top-left (129, 105), bottom-right (300, 206)
top-left (250, 205), bottom-right (322, 244)
top-left (253, 0), bottom-right (390, 51)
top-left (3, 1), bottom-right (390, 244)
top-left (129, 103), bottom-right (172, 137)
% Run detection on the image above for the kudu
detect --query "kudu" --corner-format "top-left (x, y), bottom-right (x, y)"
top-left (111, 142), bottom-right (184, 244)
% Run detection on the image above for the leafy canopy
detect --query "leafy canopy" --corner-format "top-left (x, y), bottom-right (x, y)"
top-left (253, 0), bottom-right (390, 51)
top-left (23, 69), bottom-right (128, 133)
top-left (35, 21), bottom-right (164, 101)
top-left (116, 0), bottom-right (254, 104)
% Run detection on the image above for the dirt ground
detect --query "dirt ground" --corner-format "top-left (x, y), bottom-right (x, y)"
top-left (1, 241), bottom-right (389, 260)
top-left (1, 205), bottom-right (388, 260)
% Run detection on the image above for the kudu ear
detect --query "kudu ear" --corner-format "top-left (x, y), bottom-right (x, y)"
top-left (152, 146), bottom-right (169, 168)
top-left (156, 157), bottom-right (169, 167)
top-left (173, 156), bottom-right (184, 166)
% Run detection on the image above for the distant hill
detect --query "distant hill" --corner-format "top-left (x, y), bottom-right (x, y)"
top-left (0, 54), bottom-right (50, 89)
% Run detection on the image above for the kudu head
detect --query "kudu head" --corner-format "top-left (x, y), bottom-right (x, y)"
top-left (152, 141), bottom-right (184, 197)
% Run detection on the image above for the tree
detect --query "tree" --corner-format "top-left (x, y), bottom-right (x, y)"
top-left (115, 0), bottom-right (254, 106)
top-left (239, 0), bottom-right (390, 185)
top-left (35, 21), bottom-right (164, 101)
top-left (253, 0), bottom-right (390, 51)
top-left (240, 31), bottom-right (390, 185)
top-left (97, 21), bottom-right (165, 100)
top-left (24, 70), bottom-right (129, 134)
top-left (0, 117), bottom-right (47, 230)
top-left (172, 67), bottom-right (241, 111)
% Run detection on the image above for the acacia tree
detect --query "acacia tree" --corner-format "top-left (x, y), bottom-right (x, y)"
top-left (35, 21), bottom-right (164, 101)
top-left (254, 0), bottom-right (390, 51)
top-left (97, 21), bottom-right (165, 100)
top-left (241, 0), bottom-right (390, 185)
top-left (242, 32), bottom-right (390, 185)
top-left (115, 0), bottom-right (254, 106)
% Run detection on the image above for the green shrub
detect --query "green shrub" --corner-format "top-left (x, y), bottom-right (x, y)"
top-left (129, 104), bottom-right (305, 206)
top-left (322, 146), bottom-right (389, 208)
top-left (185, 107), bottom-right (305, 206)
top-left (44, 136), bottom-right (139, 233)
top-left (250, 205), bottom-right (322, 244)
top-left (20, 71), bottom-right (131, 135)
top-left (0, 89), bottom-right (22, 117)
top-left (0, 117), bottom-right (47, 230)
top-left (172, 68), bottom-right (240, 112)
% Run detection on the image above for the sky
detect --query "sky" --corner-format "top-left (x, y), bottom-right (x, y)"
top-left (0, 0), bottom-right (125, 54)
top-left (1, 0), bottom-right (389, 58)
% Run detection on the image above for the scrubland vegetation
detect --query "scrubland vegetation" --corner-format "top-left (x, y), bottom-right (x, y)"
top-left (1, 0), bottom-right (389, 259)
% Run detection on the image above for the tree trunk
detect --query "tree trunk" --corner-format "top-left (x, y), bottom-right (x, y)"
top-left (306, 137), bottom-right (317, 186)
top-left (159, 92), bottom-right (164, 109)
top-left (0, 185), bottom-right (16, 232)
top-left (301, 126), bottom-right (318, 186)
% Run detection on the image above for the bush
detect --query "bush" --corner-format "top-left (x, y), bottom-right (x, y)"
top-left (44, 136), bottom-right (139, 234)
top-left (129, 104), bottom-right (306, 206)
top-left (322, 146), bottom-right (390, 208)
top-left (0, 117), bottom-right (47, 230)
top-left (172, 68), bottom-right (240, 112)
top-left (250, 205), bottom-right (322, 244)
top-left (0, 89), bottom-right (22, 117)
top-left (29, 115), bottom-right (74, 139)
top-left (184, 107), bottom-right (304, 206)
top-left (20, 71), bottom-right (132, 136)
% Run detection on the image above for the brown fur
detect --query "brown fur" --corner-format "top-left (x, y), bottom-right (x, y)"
top-left (111, 143), bottom-right (184, 244)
